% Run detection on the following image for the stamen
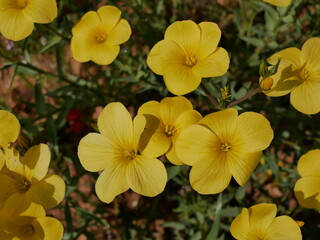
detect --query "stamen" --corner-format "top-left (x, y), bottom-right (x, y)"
top-left (123, 149), bottom-right (136, 160)
top-left (95, 32), bottom-right (108, 44)
top-left (17, 0), bottom-right (29, 8)
top-left (185, 55), bottom-right (197, 67)
top-left (16, 177), bottom-right (31, 192)
top-left (220, 142), bottom-right (231, 152)
top-left (21, 225), bottom-right (35, 236)
top-left (165, 125), bottom-right (176, 137)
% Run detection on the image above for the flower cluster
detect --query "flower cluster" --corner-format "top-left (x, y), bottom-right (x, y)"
top-left (0, 110), bottom-right (65, 239)
top-left (73, 3), bottom-right (316, 238)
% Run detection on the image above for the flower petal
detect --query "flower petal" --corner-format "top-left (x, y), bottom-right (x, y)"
top-left (160, 96), bottom-right (193, 124)
top-left (175, 125), bottom-right (218, 166)
top-left (263, 67), bottom-right (300, 97)
top-left (33, 217), bottom-right (64, 240)
top-left (27, 174), bottom-right (65, 208)
top-left (199, 108), bottom-right (238, 143)
top-left (265, 216), bottom-right (302, 240)
top-left (262, 0), bottom-right (292, 7)
top-left (193, 47), bottom-right (229, 77)
top-left (22, 144), bottom-right (50, 181)
top-left (97, 102), bottom-right (133, 149)
top-left (0, 174), bottom-right (18, 208)
top-left (164, 20), bottom-right (200, 54)
top-left (297, 149), bottom-right (320, 177)
top-left (0, 8), bottom-right (34, 41)
top-left (230, 208), bottom-right (257, 239)
top-left (106, 19), bottom-right (131, 46)
top-left (264, 47), bottom-right (302, 97)
top-left (3, 192), bottom-right (30, 215)
top-left (189, 151), bottom-right (232, 194)
top-left (23, 0), bottom-right (57, 23)
top-left (167, 110), bottom-right (202, 165)
top-left (71, 34), bottom-right (92, 63)
top-left (147, 39), bottom-right (186, 76)
top-left (0, 151), bottom-right (3, 170)
top-left (126, 155), bottom-right (167, 197)
top-left (89, 43), bottom-right (120, 65)
top-left (248, 203), bottom-right (277, 237)
top-left (138, 101), bottom-right (161, 119)
top-left (173, 110), bottom-right (202, 138)
top-left (166, 145), bottom-right (184, 165)
top-left (78, 133), bottom-right (122, 172)
top-left (0, 110), bottom-right (20, 148)
top-left (95, 163), bottom-right (129, 203)
top-left (301, 37), bottom-right (320, 70)
top-left (269, 47), bottom-right (301, 69)
top-left (197, 22), bottom-right (221, 59)
top-left (163, 64), bottom-right (201, 95)
top-left (132, 115), bottom-right (146, 152)
top-left (294, 176), bottom-right (320, 209)
top-left (228, 151), bottom-right (262, 186)
top-left (97, 5), bottom-right (121, 33)
top-left (72, 11), bottom-right (100, 36)
top-left (138, 114), bottom-right (170, 158)
top-left (290, 80), bottom-right (320, 114)
top-left (235, 112), bottom-right (274, 153)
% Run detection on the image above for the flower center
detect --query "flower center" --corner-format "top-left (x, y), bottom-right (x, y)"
top-left (16, 177), bottom-right (31, 192)
top-left (220, 142), bottom-right (231, 152)
top-left (165, 125), bottom-right (176, 137)
top-left (20, 225), bottom-right (35, 236)
top-left (123, 149), bottom-right (136, 160)
top-left (16, 0), bottom-right (29, 8)
top-left (298, 67), bottom-right (312, 82)
top-left (185, 55), bottom-right (197, 67)
top-left (95, 32), bottom-right (108, 44)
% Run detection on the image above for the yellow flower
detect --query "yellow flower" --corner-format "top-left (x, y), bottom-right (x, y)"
top-left (262, 0), bottom-right (292, 7)
top-left (175, 108), bottom-right (273, 194)
top-left (264, 38), bottom-right (320, 114)
top-left (0, 0), bottom-right (57, 41)
top-left (230, 203), bottom-right (302, 240)
top-left (0, 144), bottom-right (65, 211)
top-left (0, 110), bottom-right (20, 170)
top-left (78, 102), bottom-right (167, 203)
top-left (0, 203), bottom-right (63, 240)
top-left (138, 96), bottom-right (202, 165)
top-left (147, 20), bottom-right (230, 95)
top-left (71, 5), bottom-right (132, 65)
top-left (294, 149), bottom-right (320, 211)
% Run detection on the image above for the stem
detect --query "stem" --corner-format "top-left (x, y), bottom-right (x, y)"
top-left (44, 24), bottom-right (70, 41)
top-left (227, 87), bottom-right (260, 108)
top-left (200, 82), bottom-right (220, 109)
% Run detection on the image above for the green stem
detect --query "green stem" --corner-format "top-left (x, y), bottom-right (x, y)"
top-left (227, 87), bottom-right (260, 108)
top-left (200, 82), bottom-right (220, 109)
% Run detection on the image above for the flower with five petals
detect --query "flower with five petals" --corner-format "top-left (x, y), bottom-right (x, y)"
top-left (0, 0), bottom-right (57, 41)
top-left (264, 38), bottom-right (320, 114)
top-left (78, 102), bottom-right (167, 203)
top-left (138, 96), bottom-right (202, 165)
top-left (175, 108), bottom-right (273, 194)
top-left (0, 144), bottom-right (65, 212)
top-left (230, 203), bottom-right (302, 240)
top-left (147, 20), bottom-right (230, 95)
top-left (71, 5), bottom-right (131, 65)
top-left (0, 203), bottom-right (63, 240)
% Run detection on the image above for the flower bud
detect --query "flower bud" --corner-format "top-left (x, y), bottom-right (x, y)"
top-left (260, 77), bottom-right (273, 91)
